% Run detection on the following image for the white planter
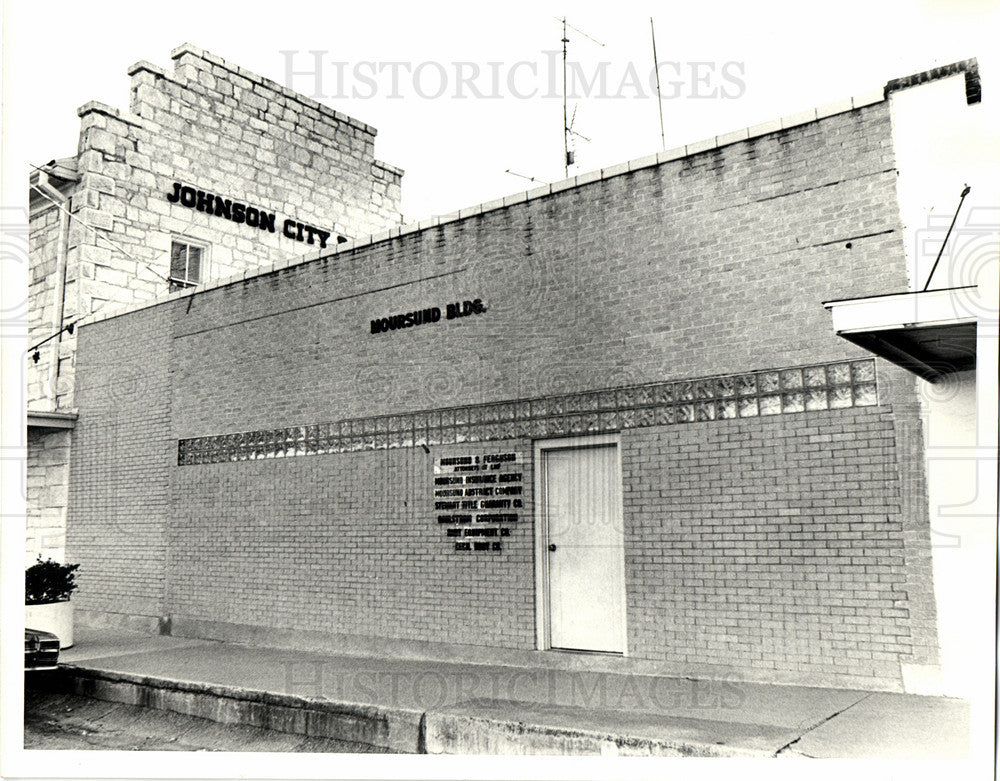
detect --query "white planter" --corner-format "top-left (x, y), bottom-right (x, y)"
top-left (25, 600), bottom-right (74, 649)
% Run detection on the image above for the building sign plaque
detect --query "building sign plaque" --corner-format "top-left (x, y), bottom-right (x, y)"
top-left (434, 452), bottom-right (522, 552)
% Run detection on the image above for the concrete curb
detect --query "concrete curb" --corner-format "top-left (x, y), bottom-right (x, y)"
top-left (59, 665), bottom-right (424, 754)
top-left (54, 664), bottom-right (794, 757)
top-left (423, 711), bottom-right (779, 757)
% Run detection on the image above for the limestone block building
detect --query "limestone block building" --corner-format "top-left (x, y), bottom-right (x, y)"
top-left (27, 44), bottom-right (403, 564)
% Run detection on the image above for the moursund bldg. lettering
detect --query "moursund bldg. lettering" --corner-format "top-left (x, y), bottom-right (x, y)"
top-left (370, 299), bottom-right (486, 334)
top-left (166, 182), bottom-right (337, 248)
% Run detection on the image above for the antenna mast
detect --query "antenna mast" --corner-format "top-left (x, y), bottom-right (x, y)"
top-left (556, 17), bottom-right (604, 177)
top-left (650, 17), bottom-right (666, 149)
top-left (562, 17), bottom-right (570, 177)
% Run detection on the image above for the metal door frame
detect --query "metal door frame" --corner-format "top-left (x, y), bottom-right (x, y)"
top-left (533, 433), bottom-right (627, 655)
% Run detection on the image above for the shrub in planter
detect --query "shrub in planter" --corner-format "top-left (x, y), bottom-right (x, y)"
top-left (25, 557), bottom-right (80, 649)
top-left (26, 557), bottom-right (79, 604)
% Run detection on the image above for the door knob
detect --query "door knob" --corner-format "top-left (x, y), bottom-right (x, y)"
top-left (548, 543), bottom-right (557, 552)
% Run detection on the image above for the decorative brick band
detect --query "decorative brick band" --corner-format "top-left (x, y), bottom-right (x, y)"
top-left (177, 359), bottom-right (877, 466)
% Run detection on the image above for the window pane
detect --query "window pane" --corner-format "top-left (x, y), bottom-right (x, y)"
top-left (170, 243), bottom-right (187, 279)
top-left (187, 246), bottom-right (202, 282)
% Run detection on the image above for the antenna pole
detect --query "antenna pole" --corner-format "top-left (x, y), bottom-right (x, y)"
top-left (552, 16), bottom-right (602, 175)
top-left (562, 17), bottom-right (569, 177)
top-left (922, 185), bottom-right (972, 292)
top-left (651, 17), bottom-right (665, 149)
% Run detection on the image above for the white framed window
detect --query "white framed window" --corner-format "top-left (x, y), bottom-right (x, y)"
top-left (169, 238), bottom-right (208, 291)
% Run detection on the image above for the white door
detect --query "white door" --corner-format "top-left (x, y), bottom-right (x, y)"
top-left (541, 441), bottom-right (626, 653)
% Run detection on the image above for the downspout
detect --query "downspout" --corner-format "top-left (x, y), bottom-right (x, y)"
top-left (33, 173), bottom-right (70, 412)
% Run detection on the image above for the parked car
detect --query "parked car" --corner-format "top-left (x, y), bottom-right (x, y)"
top-left (24, 628), bottom-right (60, 671)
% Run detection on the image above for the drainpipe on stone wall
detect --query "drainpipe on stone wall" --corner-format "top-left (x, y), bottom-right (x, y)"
top-left (34, 173), bottom-right (70, 412)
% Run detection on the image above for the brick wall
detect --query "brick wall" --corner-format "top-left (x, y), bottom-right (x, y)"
top-left (168, 103), bottom-right (904, 437)
top-left (623, 408), bottom-right (916, 685)
top-left (168, 444), bottom-right (535, 649)
top-left (68, 303), bottom-right (173, 628)
top-left (69, 99), bottom-right (939, 687)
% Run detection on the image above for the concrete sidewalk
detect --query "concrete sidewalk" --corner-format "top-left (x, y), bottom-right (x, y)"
top-left (52, 627), bottom-right (969, 758)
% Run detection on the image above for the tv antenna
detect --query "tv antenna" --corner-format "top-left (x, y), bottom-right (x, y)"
top-left (504, 169), bottom-right (550, 185)
top-left (567, 105), bottom-right (592, 144)
top-left (556, 17), bottom-right (604, 177)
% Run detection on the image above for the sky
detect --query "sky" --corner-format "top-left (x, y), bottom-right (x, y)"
top-left (2, 0), bottom-right (998, 222)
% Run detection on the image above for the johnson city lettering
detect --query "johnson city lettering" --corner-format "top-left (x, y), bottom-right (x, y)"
top-left (166, 182), bottom-right (334, 248)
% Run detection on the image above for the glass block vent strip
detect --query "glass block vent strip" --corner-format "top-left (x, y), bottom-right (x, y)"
top-left (178, 359), bottom-right (876, 465)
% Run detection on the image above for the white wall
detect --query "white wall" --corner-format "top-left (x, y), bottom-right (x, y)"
top-left (918, 370), bottom-right (984, 697)
top-left (890, 68), bottom-right (999, 709)
top-left (889, 70), bottom-right (999, 294)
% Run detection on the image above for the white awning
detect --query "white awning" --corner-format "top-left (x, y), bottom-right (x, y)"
top-left (823, 286), bottom-right (979, 382)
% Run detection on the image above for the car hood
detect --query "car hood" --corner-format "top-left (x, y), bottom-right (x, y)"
top-left (25, 628), bottom-right (60, 642)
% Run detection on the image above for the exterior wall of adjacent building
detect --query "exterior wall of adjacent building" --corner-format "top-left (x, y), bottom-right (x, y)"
top-left (25, 428), bottom-right (72, 566)
top-left (917, 370), bottom-right (981, 696)
top-left (27, 190), bottom-right (75, 567)
top-left (26, 43), bottom-right (403, 565)
top-left (888, 65), bottom-right (997, 697)
top-left (69, 96), bottom-right (944, 690)
top-left (28, 197), bottom-right (72, 411)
